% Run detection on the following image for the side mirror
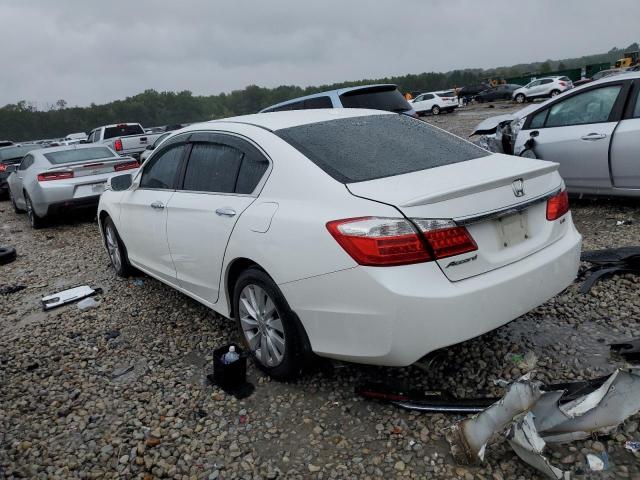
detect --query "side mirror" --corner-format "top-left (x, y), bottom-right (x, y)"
top-left (5, 164), bottom-right (17, 173)
top-left (146, 144), bottom-right (154, 150)
top-left (107, 173), bottom-right (133, 191)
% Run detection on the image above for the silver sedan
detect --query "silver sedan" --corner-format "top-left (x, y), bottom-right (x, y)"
top-left (7, 144), bottom-right (139, 228)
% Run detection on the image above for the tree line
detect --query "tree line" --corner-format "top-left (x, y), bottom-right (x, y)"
top-left (1, 43), bottom-right (636, 141)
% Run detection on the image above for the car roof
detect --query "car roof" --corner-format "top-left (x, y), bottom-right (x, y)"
top-left (260, 84), bottom-right (398, 112)
top-left (177, 108), bottom-right (393, 133)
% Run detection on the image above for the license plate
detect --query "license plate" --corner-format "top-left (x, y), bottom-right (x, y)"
top-left (496, 212), bottom-right (528, 248)
top-left (74, 183), bottom-right (105, 198)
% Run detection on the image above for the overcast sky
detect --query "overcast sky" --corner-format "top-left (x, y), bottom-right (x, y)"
top-left (0, 0), bottom-right (637, 107)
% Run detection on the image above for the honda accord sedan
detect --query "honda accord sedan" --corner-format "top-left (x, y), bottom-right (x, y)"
top-left (98, 109), bottom-right (581, 379)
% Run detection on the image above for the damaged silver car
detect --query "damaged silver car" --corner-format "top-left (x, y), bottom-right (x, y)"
top-left (472, 72), bottom-right (640, 198)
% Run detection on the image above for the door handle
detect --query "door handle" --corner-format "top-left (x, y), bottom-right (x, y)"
top-left (150, 201), bottom-right (164, 210)
top-left (581, 133), bottom-right (607, 141)
top-left (215, 207), bottom-right (236, 217)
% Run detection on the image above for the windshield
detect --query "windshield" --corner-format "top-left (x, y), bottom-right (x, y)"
top-left (276, 114), bottom-right (489, 183)
top-left (104, 124), bottom-right (144, 139)
top-left (339, 87), bottom-right (412, 113)
top-left (0, 145), bottom-right (41, 161)
top-left (44, 147), bottom-right (117, 165)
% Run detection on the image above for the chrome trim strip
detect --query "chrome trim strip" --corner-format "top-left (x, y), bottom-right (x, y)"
top-left (453, 188), bottom-right (561, 226)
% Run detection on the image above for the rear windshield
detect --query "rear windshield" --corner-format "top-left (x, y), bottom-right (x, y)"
top-left (0, 145), bottom-right (40, 161)
top-left (276, 114), bottom-right (489, 183)
top-left (339, 87), bottom-right (412, 113)
top-left (44, 147), bottom-right (117, 165)
top-left (437, 91), bottom-right (455, 97)
top-left (104, 124), bottom-right (144, 139)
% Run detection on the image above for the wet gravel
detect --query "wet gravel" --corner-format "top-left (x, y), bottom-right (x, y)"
top-left (1, 108), bottom-right (640, 479)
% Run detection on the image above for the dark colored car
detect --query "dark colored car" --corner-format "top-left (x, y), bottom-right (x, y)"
top-left (475, 84), bottom-right (521, 102)
top-left (0, 144), bottom-right (42, 196)
top-left (457, 83), bottom-right (490, 101)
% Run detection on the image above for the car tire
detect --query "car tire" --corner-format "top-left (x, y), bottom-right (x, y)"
top-left (24, 192), bottom-right (46, 229)
top-left (234, 267), bottom-right (305, 380)
top-left (9, 190), bottom-right (24, 214)
top-left (103, 216), bottom-right (132, 277)
top-left (550, 89), bottom-right (561, 97)
top-left (0, 245), bottom-right (17, 265)
top-left (431, 105), bottom-right (441, 115)
top-left (515, 93), bottom-right (526, 104)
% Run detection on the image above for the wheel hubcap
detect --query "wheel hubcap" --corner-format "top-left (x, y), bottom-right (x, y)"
top-left (105, 225), bottom-right (122, 271)
top-left (239, 284), bottom-right (285, 367)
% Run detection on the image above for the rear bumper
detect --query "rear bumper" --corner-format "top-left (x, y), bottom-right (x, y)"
top-left (281, 223), bottom-right (581, 366)
top-left (46, 195), bottom-right (100, 216)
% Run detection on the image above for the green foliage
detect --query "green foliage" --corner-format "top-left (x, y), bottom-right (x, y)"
top-left (1, 43), bottom-right (636, 141)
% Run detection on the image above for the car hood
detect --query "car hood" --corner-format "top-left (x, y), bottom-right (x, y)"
top-left (470, 103), bottom-right (540, 136)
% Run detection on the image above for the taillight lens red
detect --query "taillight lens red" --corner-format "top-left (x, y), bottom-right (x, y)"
top-left (413, 219), bottom-right (478, 259)
top-left (37, 171), bottom-right (74, 181)
top-left (559, 81), bottom-right (567, 86)
top-left (326, 217), bottom-right (477, 266)
top-left (0, 163), bottom-right (6, 172)
top-left (114, 139), bottom-right (123, 151)
top-left (326, 217), bottom-right (431, 266)
top-left (546, 190), bottom-right (569, 220)
top-left (114, 160), bottom-right (139, 171)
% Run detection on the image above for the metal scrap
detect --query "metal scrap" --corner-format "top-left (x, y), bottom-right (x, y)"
top-left (579, 246), bottom-right (640, 293)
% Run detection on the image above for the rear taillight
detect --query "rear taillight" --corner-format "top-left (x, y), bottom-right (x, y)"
top-left (114, 139), bottom-right (123, 151)
top-left (326, 217), bottom-right (431, 266)
top-left (37, 171), bottom-right (74, 181)
top-left (326, 217), bottom-right (478, 266)
top-left (413, 219), bottom-right (477, 259)
top-left (114, 160), bottom-right (139, 171)
top-left (546, 190), bottom-right (569, 221)
top-left (558, 81), bottom-right (567, 87)
top-left (0, 164), bottom-right (6, 172)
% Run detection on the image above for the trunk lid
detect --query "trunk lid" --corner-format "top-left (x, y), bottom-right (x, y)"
top-left (46, 156), bottom-right (139, 177)
top-left (347, 154), bottom-right (568, 281)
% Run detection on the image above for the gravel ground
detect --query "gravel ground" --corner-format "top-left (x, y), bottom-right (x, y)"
top-left (1, 106), bottom-right (640, 479)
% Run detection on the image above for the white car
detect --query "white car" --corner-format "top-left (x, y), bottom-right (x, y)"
top-left (410, 91), bottom-right (458, 115)
top-left (512, 76), bottom-right (573, 104)
top-left (98, 109), bottom-right (581, 379)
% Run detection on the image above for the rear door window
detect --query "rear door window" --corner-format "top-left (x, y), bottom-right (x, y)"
top-left (182, 143), bottom-right (243, 193)
top-left (633, 90), bottom-right (640, 118)
top-left (276, 114), bottom-right (488, 183)
top-left (140, 144), bottom-right (186, 189)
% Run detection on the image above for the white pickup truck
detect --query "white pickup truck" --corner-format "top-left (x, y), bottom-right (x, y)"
top-left (86, 123), bottom-right (163, 159)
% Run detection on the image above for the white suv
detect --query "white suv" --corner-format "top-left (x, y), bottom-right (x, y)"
top-left (512, 76), bottom-right (573, 103)
top-left (410, 91), bottom-right (458, 115)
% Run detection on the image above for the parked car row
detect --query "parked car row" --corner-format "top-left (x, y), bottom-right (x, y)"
top-left (473, 71), bottom-right (640, 198)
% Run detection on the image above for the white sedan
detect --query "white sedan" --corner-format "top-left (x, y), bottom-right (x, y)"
top-left (98, 109), bottom-right (581, 379)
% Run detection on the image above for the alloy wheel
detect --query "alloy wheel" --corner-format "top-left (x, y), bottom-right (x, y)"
top-left (105, 224), bottom-right (122, 272)
top-left (239, 284), bottom-right (286, 367)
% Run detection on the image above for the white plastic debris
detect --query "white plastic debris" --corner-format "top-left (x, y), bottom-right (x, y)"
top-left (586, 453), bottom-right (604, 471)
top-left (447, 369), bottom-right (640, 479)
top-left (77, 297), bottom-right (100, 310)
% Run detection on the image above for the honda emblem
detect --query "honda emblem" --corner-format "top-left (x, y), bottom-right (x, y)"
top-left (512, 178), bottom-right (525, 197)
